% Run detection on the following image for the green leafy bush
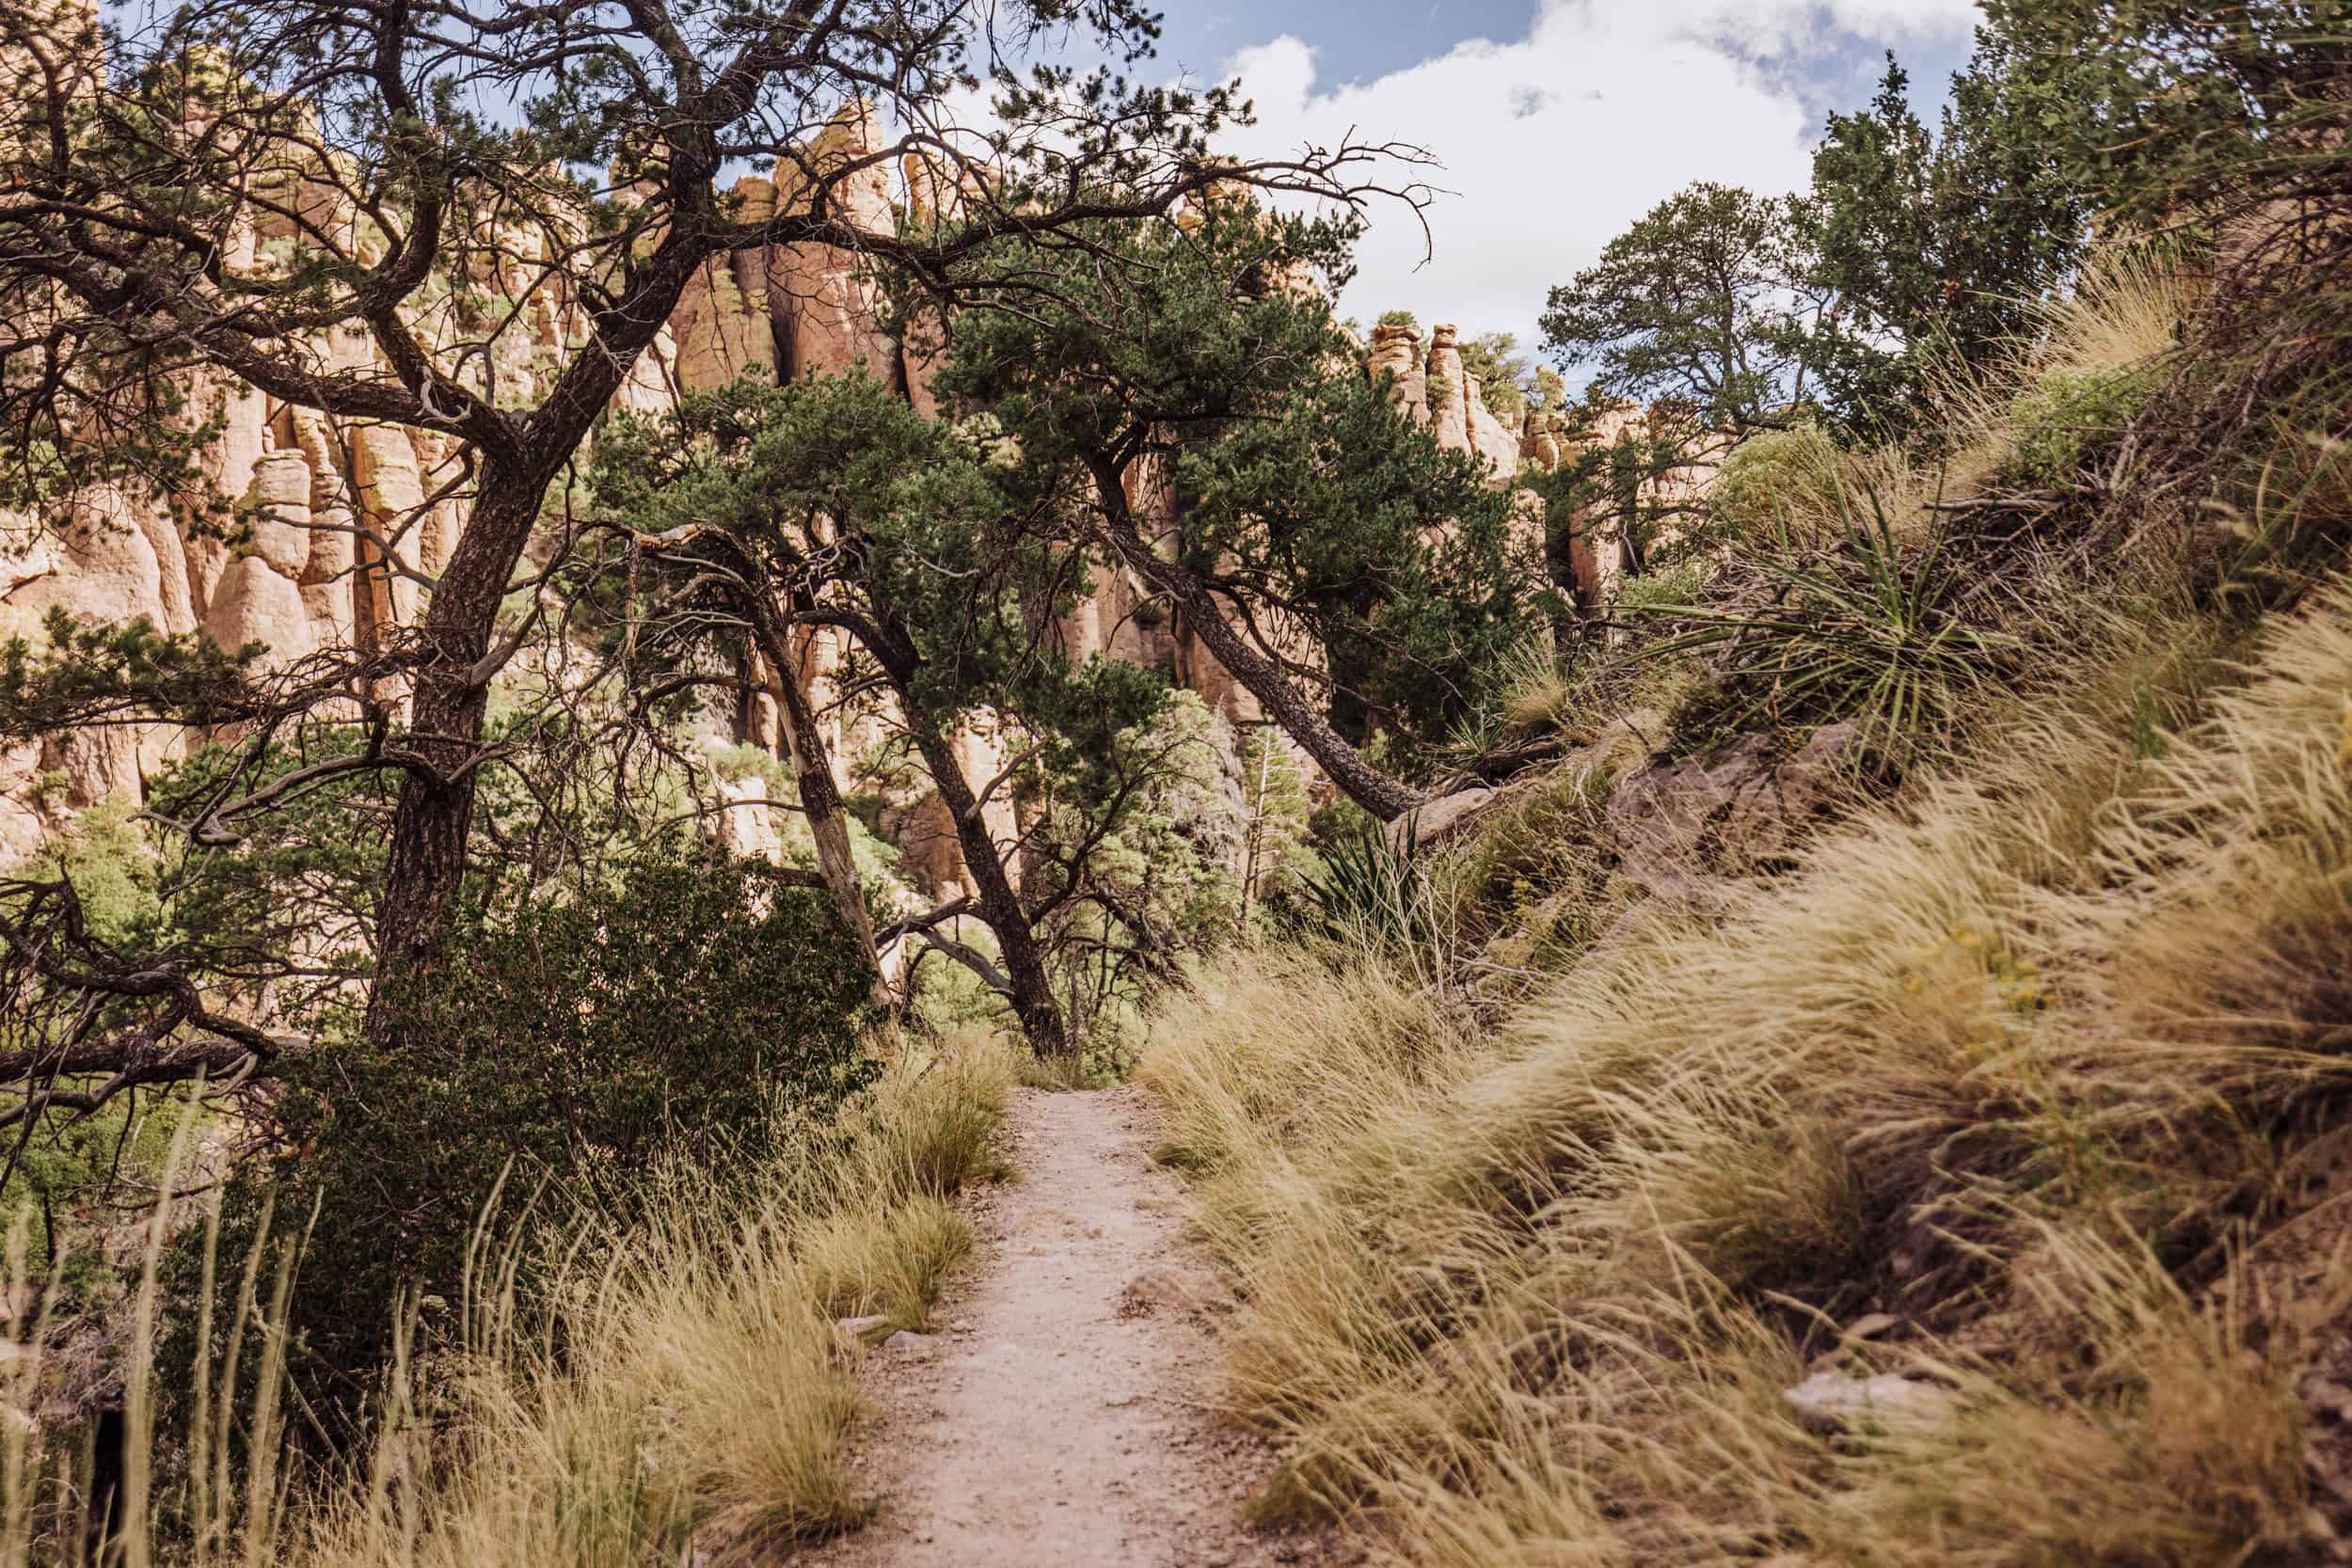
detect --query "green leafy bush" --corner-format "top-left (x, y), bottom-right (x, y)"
top-left (1456, 331), bottom-right (1535, 422)
top-left (33, 796), bottom-right (162, 945)
top-left (2007, 362), bottom-right (2148, 486)
top-left (1707, 423), bottom-right (1846, 543)
top-left (708, 740), bottom-right (790, 791)
top-left (222, 843), bottom-right (878, 1419)
top-left (1236, 726), bottom-right (1317, 938)
top-left (1612, 562), bottom-right (1709, 616)
top-left (1, 1090), bottom-right (194, 1310)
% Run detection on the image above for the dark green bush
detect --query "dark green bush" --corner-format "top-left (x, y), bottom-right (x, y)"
top-left (1705, 422), bottom-right (1846, 543)
top-left (1637, 488), bottom-right (2022, 755)
top-left (220, 843), bottom-right (878, 1420)
top-left (1301, 821), bottom-right (1433, 958)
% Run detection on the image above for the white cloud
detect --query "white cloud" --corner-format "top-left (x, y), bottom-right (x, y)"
top-left (1205, 0), bottom-right (1982, 348)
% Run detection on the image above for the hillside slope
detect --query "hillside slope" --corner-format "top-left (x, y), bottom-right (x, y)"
top-left (1139, 237), bottom-right (2352, 1565)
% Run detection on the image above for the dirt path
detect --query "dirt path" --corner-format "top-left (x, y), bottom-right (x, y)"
top-left (790, 1085), bottom-right (1336, 1568)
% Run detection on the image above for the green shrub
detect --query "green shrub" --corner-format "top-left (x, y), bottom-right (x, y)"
top-left (1639, 488), bottom-right (2021, 754)
top-left (35, 796), bottom-right (162, 945)
top-left (2007, 362), bottom-right (2148, 486)
top-left (1237, 726), bottom-right (1318, 942)
top-left (1707, 422), bottom-right (1845, 544)
top-left (1434, 757), bottom-right (1625, 959)
top-left (1309, 792), bottom-right (1379, 851)
top-left (1457, 332), bottom-right (1534, 422)
top-left (1301, 821), bottom-right (1434, 958)
top-left (1612, 562), bottom-right (1708, 616)
top-left (219, 843), bottom-right (879, 1425)
top-left (1, 1090), bottom-right (194, 1310)
top-left (708, 740), bottom-right (789, 790)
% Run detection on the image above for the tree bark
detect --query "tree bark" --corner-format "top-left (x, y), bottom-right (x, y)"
top-left (361, 239), bottom-right (716, 1042)
top-left (821, 599), bottom-right (1070, 1054)
top-left (1087, 457), bottom-right (1427, 822)
top-left (902, 721), bottom-right (1069, 1054)
top-left (740, 594), bottom-right (883, 989)
top-left (366, 467), bottom-right (544, 1042)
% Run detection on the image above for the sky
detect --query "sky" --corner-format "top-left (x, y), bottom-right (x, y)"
top-left (1132, 0), bottom-right (1988, 350)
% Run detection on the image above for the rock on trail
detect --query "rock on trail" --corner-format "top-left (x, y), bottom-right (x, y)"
top-left (788, 1085), bottom-right (1335, 1568)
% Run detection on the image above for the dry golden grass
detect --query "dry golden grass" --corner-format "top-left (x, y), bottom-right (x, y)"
top-left (1141, 562), bottom-right (2350, 1564)
top-left (1494, 636), bottom-right (1574, 736)
top-left (1935, 241), bottom-right (2201, 499)
top-left (1430, 741), bottom-right (1637, 967)
top-left (2, 1033), bottom-right (1016, 1567)
top-left (2036, 242), bottom-right (2202, 388)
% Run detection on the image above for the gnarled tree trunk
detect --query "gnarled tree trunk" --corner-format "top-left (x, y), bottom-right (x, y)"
top-left (1088, 457), bottom-right (1426, 822)
top-left (741, 593), bottom-right (884, 991)
top-left (372, 467), bottom-right (544, 1024)
top-left (901, 721), bottom-right (1068, 1055)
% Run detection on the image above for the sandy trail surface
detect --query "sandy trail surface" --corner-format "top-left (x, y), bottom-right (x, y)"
top-left (789, 1085), bottom-right (1341, 1568)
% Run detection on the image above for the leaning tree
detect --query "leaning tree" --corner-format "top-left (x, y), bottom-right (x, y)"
top-left (596, 370), bottom-right (1253, 1053)
top-left (934, 201), bottom-right (1542, 820)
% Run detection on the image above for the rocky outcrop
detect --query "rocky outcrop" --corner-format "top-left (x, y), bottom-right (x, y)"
top-left (1367, 322), bottom-right (1428, 425)
top-left (664, 176), bottom-right (783, 393)
top-left (769, 103), bottom-right (903, 387)
top-left (1361, 324), bottom-right (1723, 611)
top-left (1465, 378), bottom-right (1519, 478)
top-left (204, 554), bottom-right (315, 669)
top-left (0, 96), bottom-right (917, 844)
top-left (1377, 322), bottom-right (1519, 483)
top-left (1606, 721), bottom-right (1868, 901)
top-left (0, 485), bottom-right (193, 855)
top-left (710, 768), bottom-right (788, 863)
top-left (1426, 325), bottom-right (1472, 456)
top-left (1521, 410), bottom-right (1570, 472)
top-left (1783, 1370), bottom-right (1955, 1435)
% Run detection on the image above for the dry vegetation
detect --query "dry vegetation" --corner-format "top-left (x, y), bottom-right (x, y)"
top-left (0, 1035), bottom-right (1014, 1566)
top-left (1141, 238), bottom-right (2352, 1565)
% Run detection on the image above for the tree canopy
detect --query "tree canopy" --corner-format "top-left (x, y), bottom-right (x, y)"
top-left (1538, 182), bottom-right (1828, 431)
top-left (1797, 50), bottom-right (2098, 436)
top-left (936, 201), bottom-right (1544, 815)
top-left (0, 0), bottom-right (1432, 1088)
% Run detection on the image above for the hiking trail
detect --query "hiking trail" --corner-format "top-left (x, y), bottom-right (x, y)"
top-left (789, 1084), bottom-right (1343, 1568)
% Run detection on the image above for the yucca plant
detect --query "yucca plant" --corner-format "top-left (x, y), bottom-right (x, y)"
top-left (1627, 483), bottom-right (2020, 754)
top-left (1301, 819), bottom-right (1434, 958)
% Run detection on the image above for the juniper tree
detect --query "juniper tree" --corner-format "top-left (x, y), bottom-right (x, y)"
top-left (1796, 51), bottom-right (2099, 437)
top-left (1538, 182), bottom-right (1832, 432)
top-left (594, 372), bottom-right (1224, 1054)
